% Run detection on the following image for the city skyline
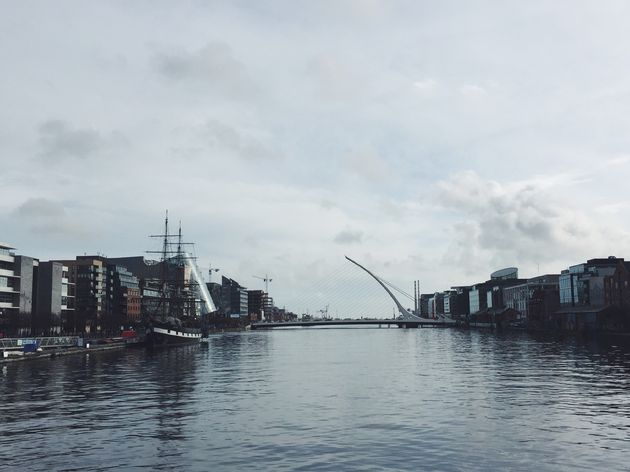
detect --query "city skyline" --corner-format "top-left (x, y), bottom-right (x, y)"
top-left (3, 1), bottom-right (630, 316)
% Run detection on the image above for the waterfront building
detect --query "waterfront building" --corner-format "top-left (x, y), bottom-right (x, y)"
top-left (0, 243), bottom-right (38, 336)
top-left (468, 284), bottom-right (488, 315)
top-left (503, 275), bottom-right (559, 328)
top-left (33, 261), bottom-right (76, 335)
top-left (448, 286), bottom-right (471, 319)
top-left (490, 267), bottom-right (519, 281)
top-left (263, 294), bottom-right (274, 321)
top-left (206, 282), bottom-right (222, 313)
top-left (272, 306), bottom-right (284, 322)
top-left (486, 268), bottom-right (525, 310)
top-left (0, 243), bottom-right (22, 334)
top-left (443, 290), bottom-right (454, 316)
top-left (487, 279), bottom-right (527, 311)
top-left (206, 282), bottom-right (225, 314)
top-left (56, 256), bottom-right (107, 334)
top-left (469, 268), bottom-right (525, 319)
top-left (434, 292), bottom-right (445, 316)
top-left (248, 289), bottom-right (265, 322)
top-left (221, 276), bottom-right (248, 319)
top-left (443, 289), bottom-right (466, 319)
top-left (427, 296), bottom-right (435, 318)
top-left (555, 256), bottom-right (630, 331)
top-left (108, 256), bottom-right (166, 320)
top-left (107, 264), bottom-right (141, 329)
top-left (419, 293), bottom-right (433, 318)
top-left (0, 243), bottom-right (80, 336)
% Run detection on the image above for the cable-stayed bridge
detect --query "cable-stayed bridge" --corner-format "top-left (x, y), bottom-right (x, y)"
top-left (251, 256), bottom-right (455, 330)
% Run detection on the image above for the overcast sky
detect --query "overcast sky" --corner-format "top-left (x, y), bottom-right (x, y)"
top-left (3, 1), bottom-right (630, 316)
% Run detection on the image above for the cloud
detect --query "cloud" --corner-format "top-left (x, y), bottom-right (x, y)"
top-left (413, 78), bottom-right (438, 97)
top-left (334, 229), bottom-right (364, 244)
top-left (343, 147), bottom-right (390, 182)
top-left (459, 84), bottom-right (487, 97)
top-left (37, 120), bottom-right (127, 162)
top-left (6, 1), bottom-right (630, 311)
top-left (202, 119), bottom-right (283, 161)
top-left (307, 54), bottom-right (368, 103)
top-left (154, 42), bottom-right (256, 99)
top-left (12, 198), bottom-right (89, 238)
top-left (38, 120), bottom-right (105, 160)
top-left (434, 171), bottom-right (630, 275)
top-left (605, 155), bottom-right (630, 166)
top-left (595, 202), bottom-right (630, 215)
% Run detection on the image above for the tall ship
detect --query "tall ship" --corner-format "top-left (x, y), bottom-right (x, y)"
top-left (143, 212), bottom-right (217, 347)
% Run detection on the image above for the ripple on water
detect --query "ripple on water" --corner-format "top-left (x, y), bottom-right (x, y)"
top-left (1, 331), bottom-right (630, 471)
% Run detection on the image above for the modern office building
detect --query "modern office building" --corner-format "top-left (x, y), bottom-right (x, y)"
top-left (1, 243), bottom-right (80, 336)
top-left (448, 286), bottom-right (471, 319)
top-left (263, 294), bottom-right (273, 320)
top-left (248, 289), bottom-right (265, 321)
top-left (503, 274), bottom-right (559, 328)
top-left (469, 268), bottom-right (526, 316)
top-left (0, 243), bottom-right (39, 336)
top-left (0, 243), bottom-right (24, 335)
top-left (33, 261), bottom-right (76, 335)
top-left (556, 257), bottom-right (630, 331)
top-left (207, 282), bottom-right (222, 313)
top-left (56, 256), bottom-right (107, 334)
top-left (419, 293), bottom-right (433, 318)
top-left (107, 264), bottom-right (141, 329)
top-left (108, 256), bottom-right (165, 319)
top-left (443, 289), bottom-right (470, 318)
top-left (468, 283), bottom-right (488, 315)
top-left (221, 276), bottom-right (248, 318)
top-left (427, 296), bottom-right (435, 318)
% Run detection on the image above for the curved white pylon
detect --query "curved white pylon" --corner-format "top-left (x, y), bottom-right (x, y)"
top-left (345, 256), bottom-right (423, 320)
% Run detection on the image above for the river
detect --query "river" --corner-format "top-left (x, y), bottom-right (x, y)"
top-left (1, 328), bottom-right (629, 471)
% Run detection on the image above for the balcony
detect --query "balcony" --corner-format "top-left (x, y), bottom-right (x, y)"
top-left (0, 253), bottom-right (15, 263)
top-left (0, 269), bottom-right (18, 278)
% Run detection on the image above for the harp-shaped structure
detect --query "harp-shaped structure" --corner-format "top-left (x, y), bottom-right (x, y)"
top-left (345, 256), bottom-right (424, 321)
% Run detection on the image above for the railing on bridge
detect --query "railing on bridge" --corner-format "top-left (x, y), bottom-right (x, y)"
top-left (0, 336), bottom-right (81, 350)
top-left (251, 318), bottom-right (457, 329)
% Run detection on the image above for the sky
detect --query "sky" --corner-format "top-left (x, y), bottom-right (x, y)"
top-left (3, 0), bottom-right (630, 317)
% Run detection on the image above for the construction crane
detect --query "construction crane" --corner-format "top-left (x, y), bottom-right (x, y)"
top-left (253, 274), bottom-right (273, 293)
top-left (319, 304), bottom-right (329, 320)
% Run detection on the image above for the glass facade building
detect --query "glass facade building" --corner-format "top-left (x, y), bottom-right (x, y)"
top-left (469, 289), bottom-right (480, 314)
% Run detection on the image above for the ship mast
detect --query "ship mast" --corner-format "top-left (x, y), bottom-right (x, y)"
top-left (147, 211), bottom-right (201, 321)
top-left (161, 211), bottom-right (169, 319)
top-left (175, 220), bottom-right (184, 319)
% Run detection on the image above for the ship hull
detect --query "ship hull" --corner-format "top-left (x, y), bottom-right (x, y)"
top-left (145, 326), bottom-right (202, 347)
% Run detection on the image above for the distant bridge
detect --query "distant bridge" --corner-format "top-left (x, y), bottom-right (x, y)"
top-left (255, 255), bottom-right (456, 330)
top-left (251, 318), bottom-right (455, 330)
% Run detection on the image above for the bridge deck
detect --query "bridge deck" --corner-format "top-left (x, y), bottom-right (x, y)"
top-left (250, 319), bottom-right (455, 329)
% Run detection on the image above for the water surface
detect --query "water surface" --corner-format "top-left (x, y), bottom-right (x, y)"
top-left (2, 328), bottom-right (630, 471)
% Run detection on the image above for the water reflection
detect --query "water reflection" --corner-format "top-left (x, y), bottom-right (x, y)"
top-left (1, 330), bottom-right (629, 471)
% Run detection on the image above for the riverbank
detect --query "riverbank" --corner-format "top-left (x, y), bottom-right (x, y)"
top-left (0, 328), bottom-right (249, 364)
top-left (0, 342), bottom-right (129, 364)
